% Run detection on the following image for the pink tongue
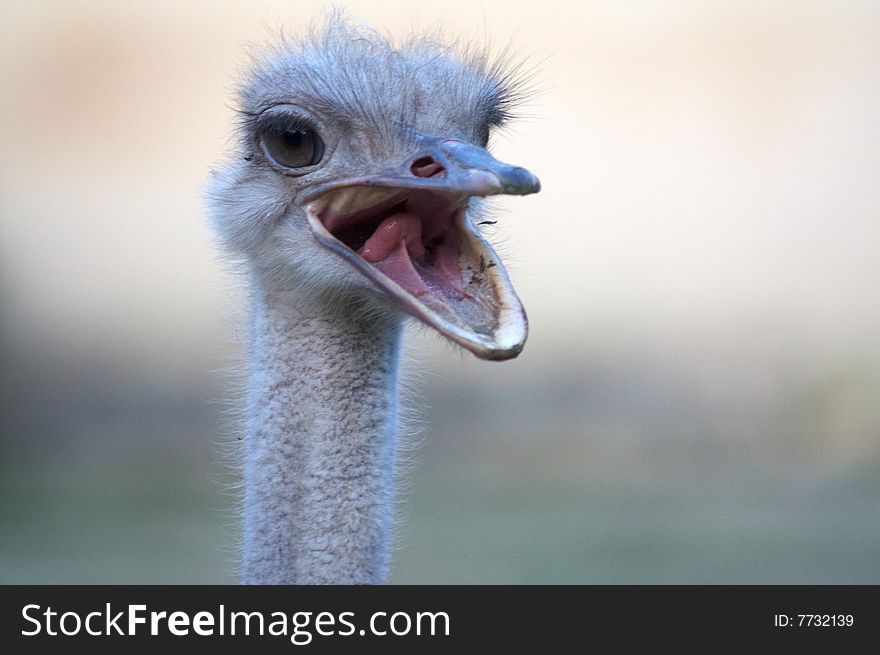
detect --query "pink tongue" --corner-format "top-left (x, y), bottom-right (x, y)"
top-left (370, 241), bottom-right (431, 297)
top-left (359, 212), bottom-right (430, 297)
top-left (357, 210), bottom-right (465, 299)
top-left (359, 212), bottom-right (425, 262)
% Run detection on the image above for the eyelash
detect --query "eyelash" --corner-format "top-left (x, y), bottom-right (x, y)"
top-left (253, 111), bottom-right (315, 152)
top-left (259, 115), bottom-right (311, 135)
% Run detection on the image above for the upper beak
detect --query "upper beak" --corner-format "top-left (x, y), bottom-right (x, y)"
top-left (419, 138), bottom-right (541, 197)
top-left (302, 138), bottom-right (541, 202)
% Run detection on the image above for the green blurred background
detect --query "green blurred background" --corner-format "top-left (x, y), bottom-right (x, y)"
top-left (2, 0), bottom-right (879, 583)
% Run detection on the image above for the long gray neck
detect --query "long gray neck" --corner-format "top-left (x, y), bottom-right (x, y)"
top-left (241, 282), bottom-right (403, 584)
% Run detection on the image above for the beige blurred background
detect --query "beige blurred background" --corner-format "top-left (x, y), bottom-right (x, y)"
top-left (1, 0), bottom-right (878, 583)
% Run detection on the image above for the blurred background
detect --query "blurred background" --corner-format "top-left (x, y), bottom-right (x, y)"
top-left (2, 0), bottom-right (879, 583)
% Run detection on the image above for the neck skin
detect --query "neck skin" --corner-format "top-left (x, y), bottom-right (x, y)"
top-left (241, 280), bottom-right (403, 584)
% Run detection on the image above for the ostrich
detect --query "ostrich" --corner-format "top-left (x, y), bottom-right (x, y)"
top-left (207, 18), bottom-right (540, 584)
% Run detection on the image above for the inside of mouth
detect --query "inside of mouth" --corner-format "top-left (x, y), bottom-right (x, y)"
top-left (318, 188), bottom-right (471, 302)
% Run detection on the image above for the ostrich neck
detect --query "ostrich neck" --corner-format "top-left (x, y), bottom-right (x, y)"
top-left (242, 283), bottom-right (402, 584)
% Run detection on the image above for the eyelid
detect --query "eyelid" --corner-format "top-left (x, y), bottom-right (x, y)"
top-left (258, 112), bottom-right (313, 135)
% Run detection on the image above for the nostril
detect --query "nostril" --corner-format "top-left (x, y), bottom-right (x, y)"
top-left (411, 156), bottom-right (445, 178)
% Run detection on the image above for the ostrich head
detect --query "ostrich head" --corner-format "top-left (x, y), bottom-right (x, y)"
top-left (209, 20), bottom-right (540, 360)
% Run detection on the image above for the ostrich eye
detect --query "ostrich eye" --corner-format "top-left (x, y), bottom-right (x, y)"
top-left (260, 120), bottom-right (324, 169)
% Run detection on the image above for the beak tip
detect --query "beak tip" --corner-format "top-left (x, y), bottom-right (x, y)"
top-left (437, 139), bottom-right (541, 197)
top-left (505, 167), bottom-right (541, 196)
top-left (527, 172), bottom-right (541, 195)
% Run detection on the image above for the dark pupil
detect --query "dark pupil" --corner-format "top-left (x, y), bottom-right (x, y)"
top-left (264, 126), bottom-right (320, 168)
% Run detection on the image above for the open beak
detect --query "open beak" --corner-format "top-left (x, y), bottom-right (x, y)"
top-left (304, 138), bottom-right (540, 361)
